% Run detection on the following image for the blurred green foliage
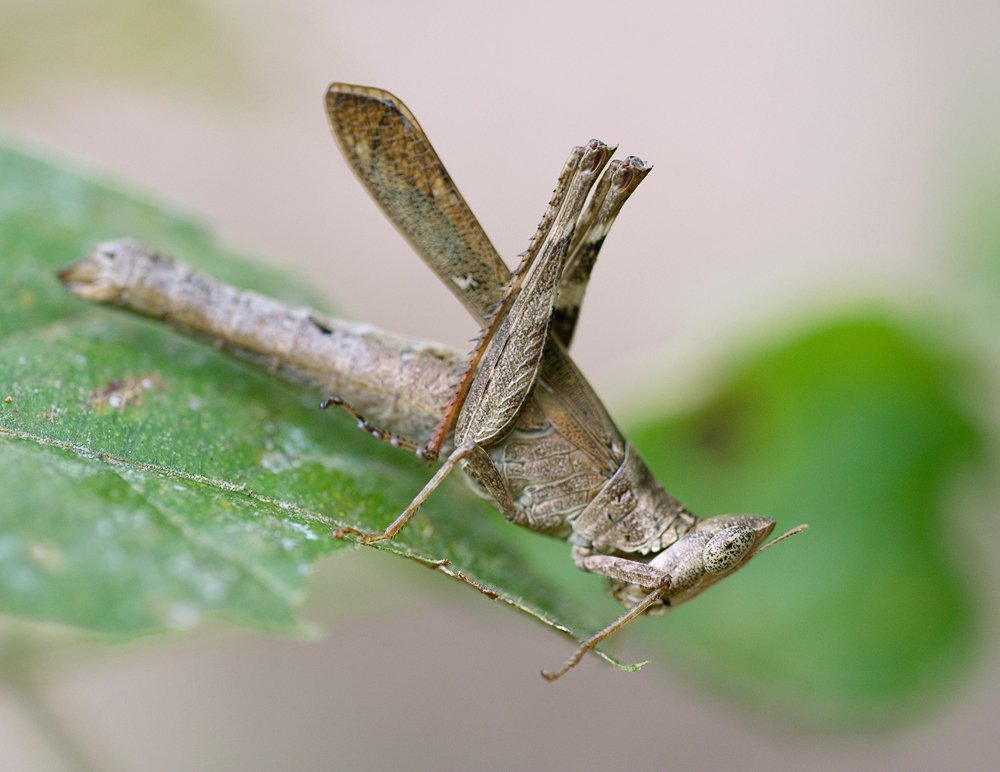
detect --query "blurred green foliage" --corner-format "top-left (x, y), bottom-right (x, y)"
top-left (632, 316), bottom-right (983, 726)
top-left (0, 0), bottom-right (247, 99)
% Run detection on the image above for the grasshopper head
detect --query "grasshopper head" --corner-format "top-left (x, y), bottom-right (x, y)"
top-left (613, 515), bottom-right (786, 611)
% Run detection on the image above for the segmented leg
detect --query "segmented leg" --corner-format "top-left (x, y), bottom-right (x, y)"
top-left (322, 134), bottom-right (641, 557)
top-left (320, 396), bottom-right (426, 455)
top-left (320, 142), bottom-right (602, 461)
top-left (424, 139), bottom-right (610, 458)
top-left (334, 441), bottom-right (479, 543)
top-left (331, 143), bottom-right (612, 547)
top-left (541, 584), bottom-right (670, 681)
top-left (552, 155), bottom-right (652, 348)
top-left (513, 143), bottom-right (615, 290)
top-left (451, 140), bottom-right (611, 449)
top-left (333, 439), bottom-right (528, 543)
top-left (320, 141), bottom-right (646, 458)
top-left (572, 549), bottom-right (669, 588)
top-left (532, 544), bottom-right (676, 680)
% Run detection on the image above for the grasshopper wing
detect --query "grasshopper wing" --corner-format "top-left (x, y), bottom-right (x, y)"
top-left (326, 83), bottom-right (508, 323)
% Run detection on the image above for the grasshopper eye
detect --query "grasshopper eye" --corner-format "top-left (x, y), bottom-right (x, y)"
top-left (703, 525), bottom-right (755, 574)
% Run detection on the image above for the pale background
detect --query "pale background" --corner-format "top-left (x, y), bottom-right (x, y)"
top-left (2, 1), bottom-right (999, 769)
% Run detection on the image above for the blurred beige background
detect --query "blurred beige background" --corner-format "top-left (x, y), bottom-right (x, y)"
top-left (2, 1), bottom-right (999, 770)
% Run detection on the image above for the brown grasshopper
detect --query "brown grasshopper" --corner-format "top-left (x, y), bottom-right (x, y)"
top-left (59, 84), bottom-right (804, 681)
top-left (320, 84), bottom-right (804, 679)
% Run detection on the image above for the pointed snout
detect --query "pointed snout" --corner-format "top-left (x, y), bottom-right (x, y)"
top-left (700, 514), bottom-right (775, 544)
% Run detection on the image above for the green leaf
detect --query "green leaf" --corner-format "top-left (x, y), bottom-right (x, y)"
top-left (0, 145), bottom-right (617, 654)
top-left (631, 315), bottom-right (983, 727)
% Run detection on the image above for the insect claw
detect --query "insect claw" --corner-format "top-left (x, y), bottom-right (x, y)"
top-left (332, 524), bottom-right (363, 540)
top-left (333, 525), bottom-right (392, 545)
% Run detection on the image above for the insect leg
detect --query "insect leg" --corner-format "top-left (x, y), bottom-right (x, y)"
top-left (319, 143), bottom-right (596, 460)
top-left (422, 141), bottom-right (604, 458)
top-left (541, 584), bottom-right (669, 681)
top-left (536, 546), bottom-right (673, 680)
top-left (573, 550), bottom-right (670, 588)
top-left (552, 155), bottom-right (652, 348)
top-left (333, 440), bottom-right (527, 543)
top-left (450, 141), bottom-right (612, 450)
top-left (510, 142), bottom-right (609, 296)
top-left (333, 440), bottom-right (480, 543)
top-left (320, 396), bottom-right (427, 455)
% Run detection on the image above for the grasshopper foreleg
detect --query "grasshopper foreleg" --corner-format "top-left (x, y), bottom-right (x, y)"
top-left (541, 583), bottom-right (670, 682)
top-left (572, 548), bottom-right (671, 589)
top-left (536, 545), bottom-right (674, 681)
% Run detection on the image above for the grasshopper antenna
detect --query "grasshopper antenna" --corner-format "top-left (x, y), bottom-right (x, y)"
top-left (753, 523), bottom-right (808, 556)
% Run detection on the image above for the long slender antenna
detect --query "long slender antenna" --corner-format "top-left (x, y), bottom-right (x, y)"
top-left (754, 523), bottom-right (808, 556)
